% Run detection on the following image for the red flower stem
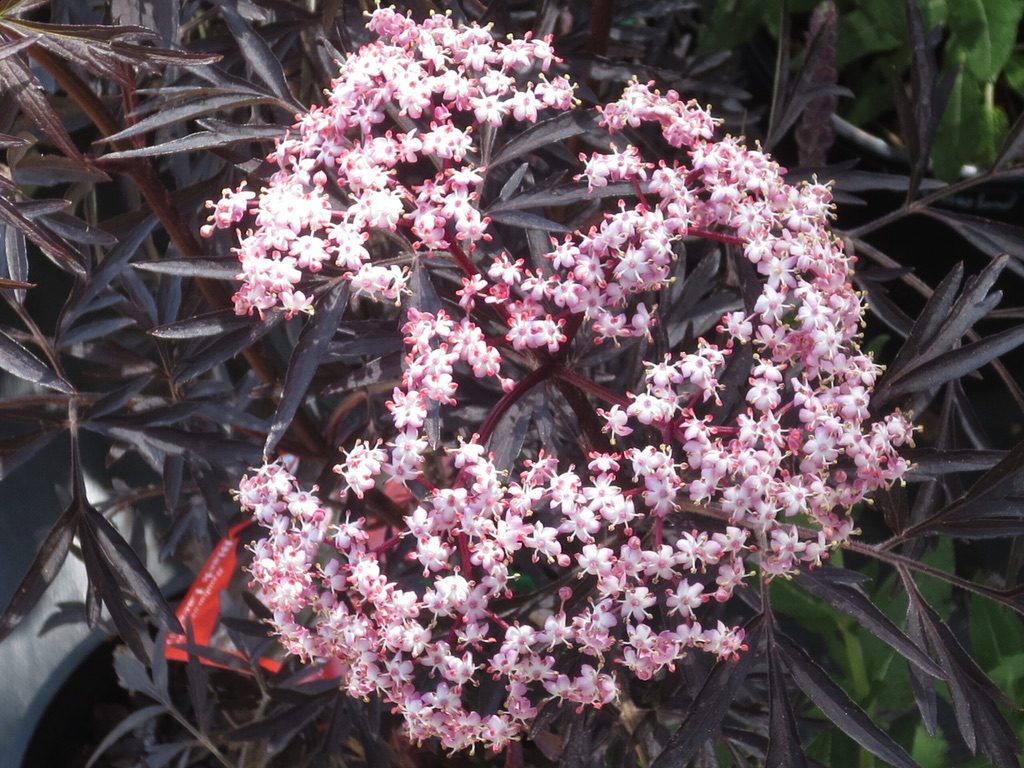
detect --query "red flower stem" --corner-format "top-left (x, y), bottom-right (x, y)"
top-left (688, 227), bottom-right (745, 246)
top-left (552, 368), bottom-right (629, 407)
top-left (372, 533), bottom-right (403, 554)
top-left (457, 532), bottom-right (473, 575)
top-left (447, 239), bottom-right (480, 277)
top-left (631, 178), bottom-right (650, 207)
top-left (486, 610), bottom-right (510, 630)
top-left (477, 362), bottom-right (553, 445)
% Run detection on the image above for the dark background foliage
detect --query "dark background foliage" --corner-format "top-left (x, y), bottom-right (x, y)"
top-left (0, 0), bottom-right (1022, 766)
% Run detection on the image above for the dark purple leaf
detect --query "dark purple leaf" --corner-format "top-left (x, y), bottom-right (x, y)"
top-left (163, 454), bottom-right (184, 515)
top-left (929, 255), bottom-right (1009, 357)
top-left (322, 351), bottom-right (402, 395)
top-left (40, 211), bottom-right (117, 246)
top-left (923, 210), bottom-right (1024, 278)
top-left (825, 169), bottom-right (944, 194)
top-left (86, 704), bottom-right (165, 768)
top-left (488, 397), bottom-right (534, 475)
top-left (995, 107), bottom-right (1024, 169)
top-left (766, 637), bottom-right (807, 768)
top-left (775, 630), bottom-right (918, 768)
top-left (0, 327), bottom-right (73, 393)
top-left (150, 309), bottom-right (253, 339)
top-left (218, 1), bottom-right (301, 108)
top-left (141, 742), bottom-right (187, 768)
top-left (489, 209), bottom-right (572, 233)
top-left (80, 520), bottom-right (151, 660)
top-left (101, 123), bottom-right (284, 160)
top-left (112, 644), bottom-right (161, 699)
top-left (905, 448), bottom-right (1006, 477)
top-left (904, 603), bottom-right (938, 734)
top-left (0, 35), bottom-right (36, 60)
top-left (3, 20), bottom-right (217, 85)
top-left (885, 325), bottom-right (1024, 397)
top-left (167, 638), bottom-right (251, 672)
top-left (181, 620), bottom-right (211, 731)
top-left (496, 162), bottom-right (529, 203)
top-left (488, 110), bottom-right (596, 170)
top-left (265, 281), bottom-right (349, 455)
top-left (99, 92), bottom-right (281, 145)
top-left (0, 499), bottom-right (78, 641)
top-left (81, 504), bottom-right (182, 633)
top-left (884, 262), bottom-right (964, 380)
top-left (144, 427), bottom-right (261, 465)
top-left (911, 588), bottom-right (1021, 765)
top-left (0, 194), bottom-right (81, 274)
top-left (60, 217), bottom-right (158, 330)
top-left (11, 155), bottom-right (109, 186)
top-left (58, 317), bottom-right (136, 348)
top-left (794, 568), bottom-right (943, 678)
top-left (2, 223), bottom-right (28, 304)
top-left (0, 56), bottom-right (85, 162)
top-left (899, 0), bottom-right (951, 200)
top-left (651, 613), bottom-right (765, 768)
top-left (134, 258), bottom-right (237, 279)
top-left (922, 517), bottom-right (1024, 538)
top-left (487, 181), bottom-right (636, 213)
top-left (0, 427), bottom-right (60, 481)
top-left (174, 311), bottom-right (282, 385)
top-left (83, 376), bottom-right (152, 421)
top-left (225, 698), bottom-right (330, 750)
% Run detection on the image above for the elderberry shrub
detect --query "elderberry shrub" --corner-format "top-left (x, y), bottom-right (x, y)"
top-left (214, 8), bottom-right (913, 753)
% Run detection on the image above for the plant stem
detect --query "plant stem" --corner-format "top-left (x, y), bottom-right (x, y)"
top-left (553, 367), bottom-right (629, 407)
top-left (845, 167), bottom-right (1006, 240)
top-left (477, 362), bottom-right (552, 445)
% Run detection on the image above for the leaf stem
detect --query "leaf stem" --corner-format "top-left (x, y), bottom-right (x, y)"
top-left (553, 367), bottom-right (629, 407)
top-left (477, 362), bottom-right (552, 445)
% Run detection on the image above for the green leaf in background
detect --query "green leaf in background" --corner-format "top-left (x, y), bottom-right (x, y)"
top-left (837, 0), bottom-right (905, 66)
top-left (1003, 51), bottom-right (1024, 96)
top-left (697, 0), bottom-right (778, 51)
top-left (919, 0), bottom-right (949, 27)
top-left (932, 64), bottom-right (1009, 180)
top-left (911, 723), bottom-right (949, 768)
top-left (969, 594), bottom-right (1024, 698)
top-left (947, 0), bottom-right (1024, 82)
top-left (915, 537), bottom-right (955, 611)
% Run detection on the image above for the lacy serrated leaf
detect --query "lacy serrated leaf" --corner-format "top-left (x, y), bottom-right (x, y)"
top-left (0, 327), bottom-right (72, 393)
top-left (885, 325), bottom-right (1024, 397)
top-left (174, 311), bottom-right (281, 384)
top-left (81, 504), bottom-right (181, 633)
top-left (0, 499), bottom-right (78, 641)
top-left (101, 122), bottom-right (283, 159)
top-left (911, 586), bottom-right (1021, 765)
top-left (775, 630), bottom-right (918, 768)
top-left (794, 568), bottom-right (944, 678)
top-left (0, 194), bottom-right (80, 274)
top-left (651, 614), bottom-right (765, 768)
top-left (60, 216), bottom-right (157, 331)
top-left (264, 281), bottom-right (349, 455)
top-left (766, 639), bottom-right (808, 768)
top-left (488, 110), bottom-right (596, 170)
top-left (150, 309), bottom-right (252, 339)
top-left (86, 704), bottom-right (165, 768)
top-left (218, 1), bottom-right (300, 108)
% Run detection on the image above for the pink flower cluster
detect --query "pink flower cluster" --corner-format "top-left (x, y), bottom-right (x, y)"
top-left (220, 7), bottom-right (915, 753)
